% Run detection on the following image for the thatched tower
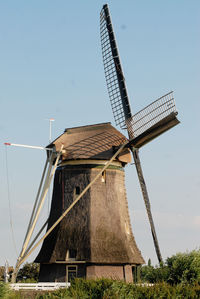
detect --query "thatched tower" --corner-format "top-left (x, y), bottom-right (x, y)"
top-left (35, 122), bottom-right (144, 282)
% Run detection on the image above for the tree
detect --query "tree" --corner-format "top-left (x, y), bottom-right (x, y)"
top-left (166, 250), bottom-right (200, 284)
top-left (16, 263), bottom-right (39, 282)
top-left (141, 249), bottom-right (200, 284)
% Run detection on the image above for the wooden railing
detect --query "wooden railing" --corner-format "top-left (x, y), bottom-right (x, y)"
top-left (9, 282), bottom-right (70, 291)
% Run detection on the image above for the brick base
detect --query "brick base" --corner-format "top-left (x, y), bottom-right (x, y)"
top-left (86, 265), bottom-right (133, 282)
top-left (38, 263), bottom-right (134, 283)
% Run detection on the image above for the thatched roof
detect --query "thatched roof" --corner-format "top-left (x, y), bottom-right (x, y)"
top-left (47, 122), bottom-right (131, 163)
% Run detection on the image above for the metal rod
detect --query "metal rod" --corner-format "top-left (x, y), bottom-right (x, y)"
top-left (49, 118), bottom-right (55, 143)
top-left (20, 153), bottom-right (54, 258)
top-left (4, 143), bottom-right (53, 151)
top-left (23, 218), bottom-right (49, 258)
top-left (22, 156), bottom-right (49, 247)
top-left (20, 149), bottom-right (61, 259)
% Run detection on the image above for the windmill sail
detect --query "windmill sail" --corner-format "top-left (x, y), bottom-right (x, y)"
top-left (100, 4), bottom-right (132, 129)
top-left (100, 4), bottom-right (163, 263)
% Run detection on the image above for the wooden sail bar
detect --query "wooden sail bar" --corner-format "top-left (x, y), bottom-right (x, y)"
top-left (127, 112), bottom-right (180, 149)
top-left (126, 91), bottom-right (178, 139)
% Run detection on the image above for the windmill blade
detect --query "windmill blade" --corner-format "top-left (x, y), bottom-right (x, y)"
top-left (132, 150), bottom-right (163, 264)
top-left (126, 91), bottom-right (179, 139)
top-left (126, 92), bottom-right (180, 148)
top-left (100, 4), bottom-right (163, 263)
top-left (100, 4), bottom-right (132, 129)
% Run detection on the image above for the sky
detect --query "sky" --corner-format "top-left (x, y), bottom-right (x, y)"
top-left (0, 0), bottom-right (199, 268)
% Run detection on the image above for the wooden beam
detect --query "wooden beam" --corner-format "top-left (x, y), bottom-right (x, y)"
top-left (128, 112), bottom-right (180, 149)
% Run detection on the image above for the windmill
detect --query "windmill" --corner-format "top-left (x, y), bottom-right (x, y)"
top-left (100, 4), bottom-right (179, 263)
top-left (9, 124), bottom-right (146, 283)
top-left (8, 4), bottom-right (179, 283)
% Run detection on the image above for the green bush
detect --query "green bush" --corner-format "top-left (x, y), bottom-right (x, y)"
top-left (65, 278), bottom-right (113, 299)
top-left (0, 279), bottom-right (199, 299)
top-left (141, 249), bottom-right (200, 285)
top-left (56, 279), bottom-right (200, 299)
top-left (0, 282), bottom-right (11, 299)
top-left (16, 263), bottom-right (39, 282)
top-left (166, 250), bottom-right (200, 284)
top-left (2, 249), bottom-right (200, 298)
top-left (141, 263), bottom-right (169, 283)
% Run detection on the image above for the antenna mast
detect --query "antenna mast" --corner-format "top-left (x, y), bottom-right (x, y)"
top-left (48, 118), bottom-right (55, 143)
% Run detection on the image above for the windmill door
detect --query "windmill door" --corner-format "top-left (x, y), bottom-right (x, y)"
top-left (66, 265), bottom-right (77, 282)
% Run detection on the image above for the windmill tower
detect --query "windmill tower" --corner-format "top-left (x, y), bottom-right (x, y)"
top-left (35, 123), bottom-right (144, 282)
top-left (10, 4), bottom-right (180, 283)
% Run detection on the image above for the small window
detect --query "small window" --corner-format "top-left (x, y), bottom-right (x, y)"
top-left (75, 186), bottom-right (80, 195)
top-left (101, 171), bottom-right (106, 183)
top-left (73, 186), bottom-right (80, 201)
top-left (66, 265), bottom-right (77, 282)
top-left (66, 249), bottom-right (77, 261)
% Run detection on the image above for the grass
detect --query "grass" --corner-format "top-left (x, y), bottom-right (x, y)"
top-left (1, 279), bottom-right (200, 299)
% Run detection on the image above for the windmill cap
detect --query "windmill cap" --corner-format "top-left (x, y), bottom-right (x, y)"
top-left (46, 122), bottom-right (131, 164)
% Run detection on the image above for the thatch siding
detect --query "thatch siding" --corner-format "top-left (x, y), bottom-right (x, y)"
top-left (90, 168), bottom-right (144, 264)
top-left (35, 164), bottom-right (144, 265)
top-left (35, 166), bottom-right (91, 263)
top-left (52, 167), bottom-right (91, 262)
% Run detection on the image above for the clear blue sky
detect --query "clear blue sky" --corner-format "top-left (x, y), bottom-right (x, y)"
top-left (0, 0), bottom-right (199, 267)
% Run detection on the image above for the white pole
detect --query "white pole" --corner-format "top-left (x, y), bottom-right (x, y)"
top-left (50, 118), bottom-right (55, 143)
top-left (4, 143), bottom-right (52, 151)
top-left (23, 218), bottom-right (49, 258)
top-left (47, 118), bottom-right (55, 213)
top-left (4, 260), bottom-right (9, 283)
top-left (19, 152), bottom-right (56, 259)
top-left (22, 156), bottom-right (49, 247)
top-left (46, 118), bottom-right (55, 143)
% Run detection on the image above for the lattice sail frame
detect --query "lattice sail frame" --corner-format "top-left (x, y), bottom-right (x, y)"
top-left (100, 5), bottom-right (132, 129)
top-left (100, 5), bottom-right (178, 141)
top-left (127, 91), bottom-right (177, 138)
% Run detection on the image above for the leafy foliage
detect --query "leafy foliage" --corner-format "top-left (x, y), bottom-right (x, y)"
top-left (1, 249), bottom-right (199, 297)
top-left (0, 282), bottom-right (10, 299)
top-left (0, 279), bottom-right (199, 298)
top-left (0, 267), bottom-right (14, 282)
top-left (141, 249), bottom-right (200, 284)
top-left (166, 250), bottom-right (200, 284)
top-left (41, 279), bottom-right (200, 299)
top-left (16, 263), bottom-right (39, 282)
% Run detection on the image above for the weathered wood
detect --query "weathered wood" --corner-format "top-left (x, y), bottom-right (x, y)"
top-left (46, 123), bottom-right (132, 163)
top-left (128, 112), bottom-right (180, 149)
top-left (132, 149), bottom-right (163, 263)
